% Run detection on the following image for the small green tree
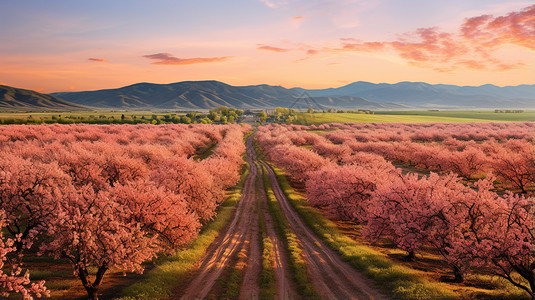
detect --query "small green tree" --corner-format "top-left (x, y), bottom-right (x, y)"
top-left (258, 111), bottom-right (267, 122)
top-left (181, 116), bottom-right (192, 124)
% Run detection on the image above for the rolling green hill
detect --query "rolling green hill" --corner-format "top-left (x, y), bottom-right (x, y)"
top-left (0, 85), bottom-right (87, 111)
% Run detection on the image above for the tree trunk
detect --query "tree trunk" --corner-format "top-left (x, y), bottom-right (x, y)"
top-left (87, 288), bottom-right (99, 300)
top-left (452, 265), bottom-right (464, 283)
top-left (77, 264), bottom-right (108, 300)
top-left (406, 250), bottom-right (415, 261)
top-left (528, 267), bottom-right (534, 300)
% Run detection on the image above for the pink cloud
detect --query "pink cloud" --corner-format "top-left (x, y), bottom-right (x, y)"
top-left (88, 58), bottom-right (108, 62)
top-left (341, 41), bottom-right (386, 52)
top-left (143, 53), bottom-right (231, 65)
top-left (257, 44), bottom-right (289, 52)
top-left (292, 16), bottom-right (304, 21)
top-left (462, 5), bottom-right (535, 50)
top-left (334, 5), bottom-right (534, 71)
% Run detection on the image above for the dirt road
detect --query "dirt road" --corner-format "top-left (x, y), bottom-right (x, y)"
top-left (178, 133), bottom-right (386, 299)
top-left (261, 160), bottom-right (387, 300)
top-left (179, 135), bottom-right (260, 299)
top-left (257, 162), bottom-right (298, 300)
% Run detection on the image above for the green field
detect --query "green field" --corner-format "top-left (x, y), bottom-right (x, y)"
top-left (0, 107), bottom-right (243, 125)
top-left (374, 110), bottom-right (535, 122)
top-left (0, 110), bottom-right (163, 119)
top-left (294, 111), bottom-right (535, 124)
top-left (0, 111), bottom-right (182, 124)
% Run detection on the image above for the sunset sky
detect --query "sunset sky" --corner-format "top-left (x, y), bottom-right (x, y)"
top-left (0, 0), bottom-right (534, 93)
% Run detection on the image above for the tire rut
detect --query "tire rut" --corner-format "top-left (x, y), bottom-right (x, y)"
top-left (178, 135), bottom-right (260, 300)
top-left (257, 163), bottom-right (299, 300)
top-left (178, 133), bottom-right (387, 300)
top-left (260, 160), bottom-right (388, 300)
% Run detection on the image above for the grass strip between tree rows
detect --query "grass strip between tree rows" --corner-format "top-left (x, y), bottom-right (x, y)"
top-left (219, 245), bottom-right (247, 298)
top-left (255, 162), bottom-right (277, 300)
top-left (267, 163), bottom-right (460, 300)
top-left (260, 164), bottom-right (320, 300)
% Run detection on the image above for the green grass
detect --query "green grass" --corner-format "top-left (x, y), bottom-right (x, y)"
top-left (0, 111), bottom-right (186, 125)
top-left (294, 111), bottom-right (534, 125)
top-left (256, 165), bottom-right (277, 300)
top-left (120, 162), bottom-right (249, 299)
top-left (220, 248), bottom-right (247, 299)
top-left (374, 110), bottom-right (535, 122)
top-left (268, 164), bottom-right (458, 300)
top-left (193, 143), bottom-right (217, 160)
top-left (28, 269), bottom-right (72, 280)
top-left (44, 281), bottom-right (72, 291)
top-left (260, 164), bottom-right (320, 300)
top-left (464, 274), bottom-right (531, 299)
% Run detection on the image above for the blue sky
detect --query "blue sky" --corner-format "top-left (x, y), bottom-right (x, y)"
top-left (0, 0), bottom-right (533, 92)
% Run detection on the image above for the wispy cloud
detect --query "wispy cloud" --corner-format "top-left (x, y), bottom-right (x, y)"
top-left (259, 0), bottom-right (287, 8)
top-left (292, 16), bottom-right (304, 21)
top-left (335, 4), bottom-right (534, 71)
top-left (88, 58), bottom-right (108, 62)
top-left (257, 44), bottom-right (289, 52)
top-left (143, 53), bottom-right (231, 65)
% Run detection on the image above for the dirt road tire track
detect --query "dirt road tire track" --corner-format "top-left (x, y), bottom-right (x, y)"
top-left (257, 163), bottom-right (299, 300)
top-left (260, 160), bottom-right (388, 300)
top-left (178, 135), bottom-right (260, 300)
top-left (178, 133), bottom-right (387, 300)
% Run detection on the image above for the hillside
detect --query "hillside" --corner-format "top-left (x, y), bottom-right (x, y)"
top-left (52, 80), bottom-right (535, 110)
top-left (306, 81), bottom-right (535, 109)
top-left (0, 85), bottom-right (87, 111)
top-left (50, 81), bottom-right (405, 110)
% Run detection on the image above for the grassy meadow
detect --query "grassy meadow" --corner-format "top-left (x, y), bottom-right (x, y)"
top-left (374, 110), bottom-right (535, 122)
top-left (0, 111), bottom-right (184, 124)
top-left (294, 111), bottom-right (534, 125)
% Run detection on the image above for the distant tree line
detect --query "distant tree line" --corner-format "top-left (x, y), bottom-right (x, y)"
top-left (494, 109), bottom-right (524, 113)
top-left (256, 107), bottom-right (374, 124)
top-left (0, 106), bottom-right (244, 125)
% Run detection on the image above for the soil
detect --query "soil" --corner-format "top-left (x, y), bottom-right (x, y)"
top-left (258, 167), bottom-right (299, 300)
top-left (261, 161), bottom-right (387, 300)
top-left (176, 135), bottom-right (262, 300)
top-left (177, 133), bottom-right (387, 299)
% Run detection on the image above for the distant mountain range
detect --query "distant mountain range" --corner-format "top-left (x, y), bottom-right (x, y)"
top-left (0, 85), bottom-right (86, 111)
top-left (305, 81), bottom-right (535, 109)
top-left (50, 81), bottom-right (405, 111)
top-left (1, 81), bottom-right (534, 111)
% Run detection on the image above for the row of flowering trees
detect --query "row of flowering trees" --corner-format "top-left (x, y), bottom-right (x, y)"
top-left (261, 122), bottom-right (535, 192)
top-left (0, 123), bottom-right (249, 299)
top-left (256, 123), bottom-right (535, 298)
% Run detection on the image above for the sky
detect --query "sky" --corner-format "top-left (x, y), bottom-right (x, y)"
top-left (0, 0), bottom-right (534, 92)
